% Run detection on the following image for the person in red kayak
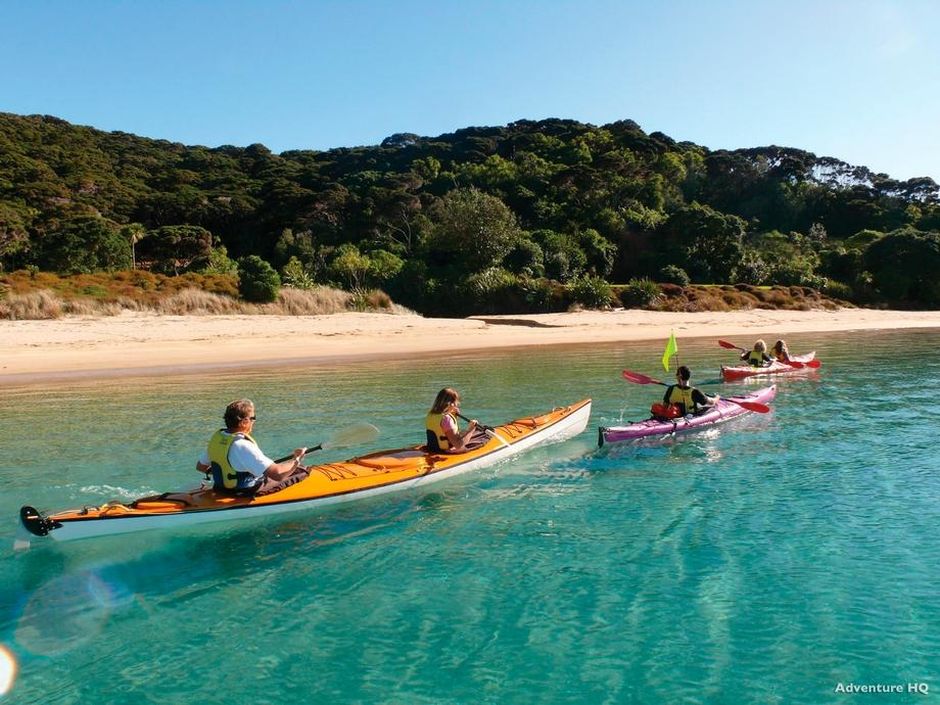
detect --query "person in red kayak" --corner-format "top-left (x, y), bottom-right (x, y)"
top-left (771, 339), bottom-right (792, 363)
top-left (425, 387), bottom-right (480, 453)
top-left (657, 365), bottom-right (718, 417)
top-left (741, 339), bottom-right (773, 367)
top-left (196, 398), bottom-right (308, 494)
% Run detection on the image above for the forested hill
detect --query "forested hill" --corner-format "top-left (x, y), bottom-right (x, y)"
top-left (2, 111), bottom-right (940, 313)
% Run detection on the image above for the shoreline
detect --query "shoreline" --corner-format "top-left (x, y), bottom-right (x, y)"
top-left (3, 307), bottom-right (940, 385)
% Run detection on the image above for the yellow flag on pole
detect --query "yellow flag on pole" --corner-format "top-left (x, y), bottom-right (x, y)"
top-left (662, 331), bottom-right (678, 372)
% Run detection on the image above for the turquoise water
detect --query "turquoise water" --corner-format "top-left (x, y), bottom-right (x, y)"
top-left (1, 330), bottom-right (939, 704)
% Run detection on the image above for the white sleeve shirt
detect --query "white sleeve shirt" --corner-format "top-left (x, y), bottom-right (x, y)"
top-left (199, 435), bottom-right (275, 476)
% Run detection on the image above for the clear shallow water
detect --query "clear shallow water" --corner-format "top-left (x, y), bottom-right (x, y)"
top-left (1, 331), bottom-right (939, 704)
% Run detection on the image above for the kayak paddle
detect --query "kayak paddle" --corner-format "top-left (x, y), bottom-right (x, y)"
top-left (718, 339), bottom-right (747, 352)
top-left (456, 412), bottom-right (494, 433)
top-left (621, 369), bottom-right (771, 413)
top-left (274, 422), bottom-right (380, 463)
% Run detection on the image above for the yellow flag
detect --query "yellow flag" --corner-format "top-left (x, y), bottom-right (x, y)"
top-left (662, 331), bottom-right (678, 372)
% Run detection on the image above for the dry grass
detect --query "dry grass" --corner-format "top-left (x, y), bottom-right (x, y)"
top-left (266, 287), bottom-right (354, 315)
top-left (1, 269), bottom-right (239, 305)
top-left (0, 271), bottom-right (405, 319)
top-left (156, 289), bottom-right (244, 315)
top-left (0, 290), bottom-right (63, 319)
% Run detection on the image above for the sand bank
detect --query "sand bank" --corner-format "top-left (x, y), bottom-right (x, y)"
top-left (2, 307), bottom-right (939, 384)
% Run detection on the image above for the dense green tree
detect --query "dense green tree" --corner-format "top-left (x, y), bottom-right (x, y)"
top-left (577, 228), bottom-right (616, 277)
top-left (745, 231), bottom-right (821, 286)
top-left (328, 243), bottom-right (371, 289)
top-left (237, 255), bottom-right (280, 303)
top-left (426, 188), bottom-right (522, 274)
top-left (863, 229), bottom-right (940, 305)
top-left (658, 203), bottom-right (746, 282)
top-left (530, 229), bottom-right (588, 282)
top-left (38, 217), bottom-right (132, 273)
top-left (504, 237), bottom-right (545, 277)
top-left (366, 249), bottom-right (404, 287)
top-left (0, 201), bottom-right (31, 270)
top-left (136, 225), bottom-right (213, 275)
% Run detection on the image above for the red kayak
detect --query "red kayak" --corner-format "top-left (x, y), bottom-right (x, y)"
top-left (721, 352), bottom-right (820, 381)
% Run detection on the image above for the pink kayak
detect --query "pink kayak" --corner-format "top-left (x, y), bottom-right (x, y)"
top-left (721, 352), bottom-right (819, 381)
top-left (598, 385), bottom-right (776, 445)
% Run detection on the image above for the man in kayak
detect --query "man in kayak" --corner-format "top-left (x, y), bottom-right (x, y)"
top-left (426, 387), bottom-right (481, 453)
top-left (661, 366), bottom-right (718, 416)
top-left (740, 339), bottom-right (773, 366)
top-left (196, 399), bottom-right (308, 494)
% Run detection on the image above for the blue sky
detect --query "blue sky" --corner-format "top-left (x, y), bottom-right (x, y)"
top-left (2, 0), bottom-right (938, 182)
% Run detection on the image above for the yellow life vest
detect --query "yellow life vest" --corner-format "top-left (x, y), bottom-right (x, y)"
top-left (666, 385), bottom-right (696, 415)
top-left (425, 411), bottom-right (457, 451)
top-left (747, 350), bottom-right (765, 366)
top-left (207, 429), bottom-right (260, 490)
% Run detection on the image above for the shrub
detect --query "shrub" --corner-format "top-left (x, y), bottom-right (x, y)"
top-left (457, 267), bottom-right (518, 314)
top-left (658, 264), bottom-right (690, 286)
top-left (619, 278), bottom-right (663, 308)
top-left (820, 279), bottom-right (855, 301)
top-left (504, 239), bottom-right (545, 277)
top-left (238, 256), bottom-right (281, 303)
top-left (519, 277), bottom-right (556, 312)
top-left (281, 256), bottom-right (316, 290)
top-left (202, 245), bottom-right (239, 276)
top-left (567, 275), bottom-right (613, 309)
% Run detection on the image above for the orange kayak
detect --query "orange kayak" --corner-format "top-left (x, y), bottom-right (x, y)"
top-left (19, 399), bottom-right (592, 544)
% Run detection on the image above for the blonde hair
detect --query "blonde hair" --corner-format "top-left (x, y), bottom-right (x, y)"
top-left (754, 339), bottom-right (767, 353)
top-left (430, 388), bottom-right (459, 414)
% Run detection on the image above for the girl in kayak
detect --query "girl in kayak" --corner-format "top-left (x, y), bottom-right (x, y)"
top-left (660, 366), bottom-right (718, 417)
top-left (771, 339), bottom-right (792, 363)
top-left (426, 388), bottom-right (480, 453)
top-left (740, 339), bottom-right (773, 367)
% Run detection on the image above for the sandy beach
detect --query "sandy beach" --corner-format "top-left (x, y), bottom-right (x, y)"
top-left (2, 307), bottom-right (940, 384)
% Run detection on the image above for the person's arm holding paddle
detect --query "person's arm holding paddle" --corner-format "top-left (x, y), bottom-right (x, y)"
top-left (692, 386), bottom-right (718, 412)
top-left (441, 411), bottom-right (478, 452)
